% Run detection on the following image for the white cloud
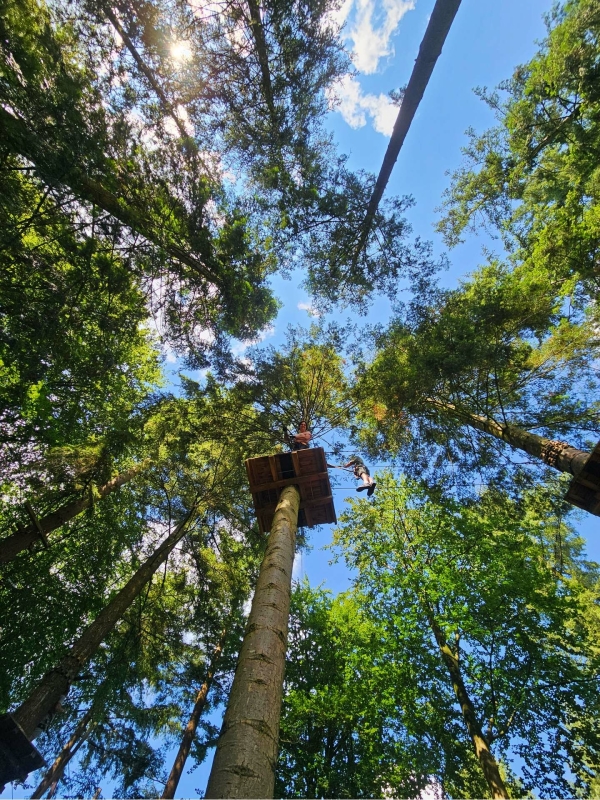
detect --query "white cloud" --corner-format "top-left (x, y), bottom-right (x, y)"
top-left (325, 0), bottom-right (354, 30)
top-left (198, 328), bottom-right (216, 345)
top-left (348, 0), bottom-right (415, 74)
top-left (327, 75), bottom-right (397, 136)
top-left (360, 90), bottom-right (398, 135)
top-left (292, 551), bottom-right (303, 580)
top-left (297, 302), bottom-right (321, 317)
top-left (230, 325), bottom-right (276, 357)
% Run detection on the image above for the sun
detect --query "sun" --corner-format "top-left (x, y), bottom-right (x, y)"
top-left (170, 40), bottom-right (192, 63)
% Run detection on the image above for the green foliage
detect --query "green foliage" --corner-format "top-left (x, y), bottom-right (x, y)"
top-left (3, 0), bottom-right (600, 796)
top-left (355, 262), bottom-right (600, 485)
top-left (332, 474), bottom-right (600, 796)
top-left (0, 159), bottom-right (161, 458)
top-left (1, 0), bottom-right (279, 358)
top-left (278, 581), bottom-right (465, 798)
top-left (437, 0), bottom-right (600, 303)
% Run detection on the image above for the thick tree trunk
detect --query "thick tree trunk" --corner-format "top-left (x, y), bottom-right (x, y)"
top-left (205, 485), bottom-right (300, 799)
top-left (356, 0), bottom-right (462, 258)
top-left (0, 107), bottom-right (216, 285)
top-left (430, 400), bottom-right (589, 476)
top-left (30, 708), bottom-right (95, 799)
top-left (162, 633), bottom-right (226, 799)
top-left (425, 610), bottom-right (509, 799)
top-left (0, 462), bottom-right (150, 565)
top-left (12, 508), bottom-right (196, 741)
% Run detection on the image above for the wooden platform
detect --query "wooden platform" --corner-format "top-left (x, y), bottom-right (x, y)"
top-left (0, 714), bottom-right (45, 788)
top-left (246, 448), bottom-right (336, 533)
top-left (565, 440), bottom-right (600, 516)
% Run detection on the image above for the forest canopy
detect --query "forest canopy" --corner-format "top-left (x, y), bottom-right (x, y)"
top-left (1, 0), bottom-right (600, 798)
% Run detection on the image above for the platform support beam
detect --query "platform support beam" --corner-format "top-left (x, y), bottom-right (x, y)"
top-left (205, 484), bottom-right (300, 799)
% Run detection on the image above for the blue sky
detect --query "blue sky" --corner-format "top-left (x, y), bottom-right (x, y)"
top-left (12, 2), bottom-right (599, 798)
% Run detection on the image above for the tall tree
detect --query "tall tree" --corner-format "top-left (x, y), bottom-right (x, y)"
top-left (355, 0), bottom-right (462, 260)
top-left (76, 0), bottom-right (443, 312)
top-left (161, 633), bottom-right (225, 799)
top-left (205, 485), bottom-right (300, 799)
top-left (0, 460), bottom-right (151, 564)
top-left (277, 581), bottom-right (465, 799)
top-left (30, 706), bottom-right (96, 799)
top-left (11, 501), bottom-right (200, 741)
top-left (356, 263), bottom-right (600, 491)
top-left (333, 475), bottom-right (600, 796)
top-left (4, 399), bottom-right (266, 793)
top-left (0, 0), bottom-right (279, 359)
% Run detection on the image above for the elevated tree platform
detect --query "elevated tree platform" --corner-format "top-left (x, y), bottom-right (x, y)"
top-left (245, 447), bottom-right (336, 533)
top-left (565, 440), bottom-right (600, 516)
top-left (0, 714), bottom-right (44, 790)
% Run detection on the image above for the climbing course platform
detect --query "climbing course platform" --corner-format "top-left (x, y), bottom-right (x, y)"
top-left (0, 714), bottom-right (44, 789)
top-left (245, 447), bottom-right (336, 533)
top-left (565, 440), bottom-right (600, 516)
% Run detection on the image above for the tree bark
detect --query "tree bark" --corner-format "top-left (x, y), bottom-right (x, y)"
top-left (0, 107), bottom-right (217, 286)
top-left (246, 0), bottom-right (277, 123)
top-left (30, 708), bottom-right (95, 799)
top-left (12, 507), bottom-right (196, 741)
top-left (162, 632), bottom-right (226, 799)
top-left (355, 0), bottom-right (462, 259)
top-left (0, 461), bottom-right (150, 565)
top-left (424, 609), bottom-right (509, 799)
top-left (205, 484), bottom-right (300, 799)
top-left (429, 400), bottom-right (590, 476)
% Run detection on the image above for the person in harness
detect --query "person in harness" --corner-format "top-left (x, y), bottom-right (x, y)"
top-left (343, 454), bottom-right (376, 496)
top-left (283, 420), bottom-right (312, 451)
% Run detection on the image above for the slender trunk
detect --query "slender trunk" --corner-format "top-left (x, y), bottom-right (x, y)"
top-left (356, 0), bottom-right (462, 258)
top-left (246, 0), bottom-right (277, 123)
top-left (205, 485), bottom-right (300, 799)
top-left (104, 5), bottom-right (212, 179)
top-left (12, 507), bottom-right (196, 741)
top-left (30, 708), bottom-right (95, 799)
top-left (104, 7), bottom-right (191, 143)
top-left (0, 107), bottom-right (216, 285)
top-left (424, 609), bottom-right (509, 799)
top-left (0, 461), bottom-right (150, 565)
top-left (162, 633), bottom-right (226, 799)
top-left (429, 400), bottom-right (589, 476)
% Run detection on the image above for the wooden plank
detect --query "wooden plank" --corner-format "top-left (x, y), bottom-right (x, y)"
top-left (565, 481), bottom-right (600, 517)
top-left (268, 456), bottom-right (279, 483)
top-left (571, 476), bottom-right (600, 492)
top-left (298, 447), bottom-right (327, 473)
top-left (250, 472), bottom-right (330, 493)
top-left (246, 447), bottom-right (336, 530)
top-left (0, 713), bottom-right (45, 784)
top-left (303, 505), bottom-right (313, 527)
top-left (291, 450), bottom-right (301, 477)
